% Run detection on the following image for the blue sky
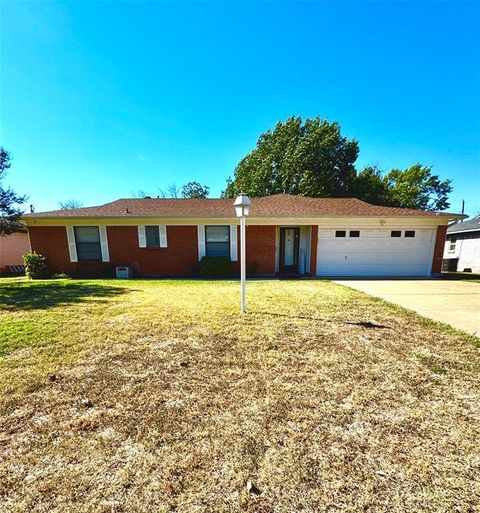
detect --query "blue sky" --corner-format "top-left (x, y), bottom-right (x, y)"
top-left (1, 1), bottom-right (479, 215)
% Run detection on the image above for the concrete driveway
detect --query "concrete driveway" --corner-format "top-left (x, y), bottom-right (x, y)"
top-left (334, 279), bottom-right (480, 337)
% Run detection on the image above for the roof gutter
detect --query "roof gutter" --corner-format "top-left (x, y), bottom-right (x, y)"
top-left (21, 214), bottom-right (466, 222)
top-left (435, 212), bottom-right (467, 220)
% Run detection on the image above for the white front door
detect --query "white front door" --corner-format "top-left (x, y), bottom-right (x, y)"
top-left (280, 227), bottom-right (300, 273)
top-left (316, 228), bottom-right (435, 277)
top-left (284, 229), bottom-right (296, 265)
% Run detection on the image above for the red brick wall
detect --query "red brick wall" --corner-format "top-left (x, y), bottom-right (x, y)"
top-left (28, 225), bottom-right (199, 277)
top-left (29, 223), bottom-right (445, 278)
top-left (28, 224), bottom-right (278, 277)
top-left (107, 225), bottom-right (198, 276)
top-left (431, 225), bottom-right (447, 274)
top-left (310, 225), bottom-right (318, 276)
top-left (28, 226), bottom-right (77, 274)
top-left (243, 225), bottom-right (276, 275)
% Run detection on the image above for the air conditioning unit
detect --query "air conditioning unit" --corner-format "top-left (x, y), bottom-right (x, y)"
top-left (116, 266), bottom-right (131, 279)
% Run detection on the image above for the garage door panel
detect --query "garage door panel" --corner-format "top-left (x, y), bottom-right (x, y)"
top-left (319, 230), bottom-right (432, 240)
top-left (320, 252), bottom-right (430, 266)
top-left (317, 228), bottom-right (434, 277)
top-left (318, 264), bottom-right (429, 276)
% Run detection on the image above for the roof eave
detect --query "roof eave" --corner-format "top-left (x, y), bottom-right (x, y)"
top-left (22, 213), bottom-right (455, 221)
top-left (435, 213), bottom-right (467, 219)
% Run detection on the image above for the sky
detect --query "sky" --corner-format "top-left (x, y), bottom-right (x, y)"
top-left (1, 1), bottom-right (479, 215)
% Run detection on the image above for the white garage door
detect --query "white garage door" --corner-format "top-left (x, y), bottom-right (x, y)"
top-left (316, 228), bottom-right (435, 277)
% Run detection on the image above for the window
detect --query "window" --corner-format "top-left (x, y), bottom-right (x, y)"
top-left (205, 226), bottom-right (230, 257)
top-left (391, 230), bottom-right (401, 238)
top-left (138, 225), bottom-right (167, 248)
top-left (405, 230), bottom-right (416, 238)
top-left (335, 230), bottom-right (346, 238)
top-left (349, 230), bottom-right (360, 238)
top-left (145, 226), bottom-right (160, 247)
top-left (74, 226), bottom-right (101, 261)
top-left (449, 237), bottom-right (457, 252)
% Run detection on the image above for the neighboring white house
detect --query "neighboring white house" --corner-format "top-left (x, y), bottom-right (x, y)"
top-left (443, 216), bottom-right (480, 273)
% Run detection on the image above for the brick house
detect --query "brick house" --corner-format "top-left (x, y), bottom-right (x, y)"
top-left (21, 194), bottom-right (462, 278)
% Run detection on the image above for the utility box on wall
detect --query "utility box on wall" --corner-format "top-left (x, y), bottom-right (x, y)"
top-left (116, 266), bottom-right (131, 279)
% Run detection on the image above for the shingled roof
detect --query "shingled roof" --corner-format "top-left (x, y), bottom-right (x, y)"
top-left (447, 215), bottom-right (480, 234)
top-left (23, 194), bottom-right (460, 219)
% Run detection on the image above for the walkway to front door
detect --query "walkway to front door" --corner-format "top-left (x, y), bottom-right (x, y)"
top-left (279, 227), bottom-right (300, 273)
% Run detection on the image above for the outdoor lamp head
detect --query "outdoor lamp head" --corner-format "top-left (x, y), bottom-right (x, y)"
top-left (233, 193), bottom-right (251, 218)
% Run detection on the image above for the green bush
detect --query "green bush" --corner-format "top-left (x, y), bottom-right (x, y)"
top-left (52, 272), bottom-right (71, 280)
top-left (247, 261), bottom-right (259, 277)
top-left (23, 251), bottom-right (51, 279)
top-left (190, 261), bottom-right (201, 277)
top-left (199, 256), bottom-right (232, 278)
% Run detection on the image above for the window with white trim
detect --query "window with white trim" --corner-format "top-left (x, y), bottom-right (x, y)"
top-left (74, 226), bottom-right (102, 261)
top-left (205, 226), bottom-right (230, 257)
top-left (405, 230), bottom-right (416, 238)
top-left (449, 237), bottom-right (457, 252)
top-left (349, 230), bottom-right (360, 237)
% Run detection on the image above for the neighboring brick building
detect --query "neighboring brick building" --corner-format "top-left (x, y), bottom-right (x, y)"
top-left (22, 194), bottom-right (463, 278)
top-left (0, 227), bottom-right (30, 275)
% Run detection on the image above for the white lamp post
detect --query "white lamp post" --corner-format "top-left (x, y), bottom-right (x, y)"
top-left (234, 193), bottom-right (251, 313)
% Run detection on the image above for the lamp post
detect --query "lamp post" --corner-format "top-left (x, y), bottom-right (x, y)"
top-left (234, 193), bottom-right (251, 313)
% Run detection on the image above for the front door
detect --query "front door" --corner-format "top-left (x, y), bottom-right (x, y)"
top-left (279, 227), bottom-right (300, 273)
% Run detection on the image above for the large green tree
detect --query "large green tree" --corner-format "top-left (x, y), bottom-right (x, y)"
top-left (224, 117), bottom-right (452, 211)
top-left (353, 164), bottom-right (452, 211)
top-left (353, 165), bottom-right (389, 205)
top-left (0, 148), bottom-right (26, 235)
top-left (383, 164), bottom-right (452, 211)
top-left (223, 116), bottom-right (359, 198)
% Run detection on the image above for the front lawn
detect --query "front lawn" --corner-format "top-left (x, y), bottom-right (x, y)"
top-left (0, 278), bottom-right (479, 512)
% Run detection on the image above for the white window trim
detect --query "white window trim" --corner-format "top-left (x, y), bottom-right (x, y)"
top-left (99, 226), bottom-right (110, 262)
top-left (138, 226), bottom-right (147, 248)
top-left (159, 225), bottom-right (168, 248)
top-left (138, 225), bottom-right (168, 248)
top-left (230, 225), bottom-right (238, 261)
top-left (197, 225), bottom-right (206, 260)
top-left (66, 226), bottom-right (108, 262)
top-left (66, 227), bottom-right (78, 262)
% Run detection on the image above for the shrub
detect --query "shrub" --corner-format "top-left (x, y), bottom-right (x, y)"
top-left (247, 261), bottom-right (259, 277)
top-left (23, 251), bottom-right (51, 279)
top-left (199, 256), bottom-right (232, 278)
top-left (52, 272), bottom-right (71, 279)
top-left (190, 261), bottom-right (201, 277)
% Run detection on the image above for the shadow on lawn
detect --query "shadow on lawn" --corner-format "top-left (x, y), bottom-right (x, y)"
top-left (0, 281), bottom-right (130, 311)
top-left (253, 311), bottom-right (391, 329)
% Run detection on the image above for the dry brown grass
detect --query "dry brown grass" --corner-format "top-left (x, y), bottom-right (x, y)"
top-left (0, 278), bottom-right (479, 512)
